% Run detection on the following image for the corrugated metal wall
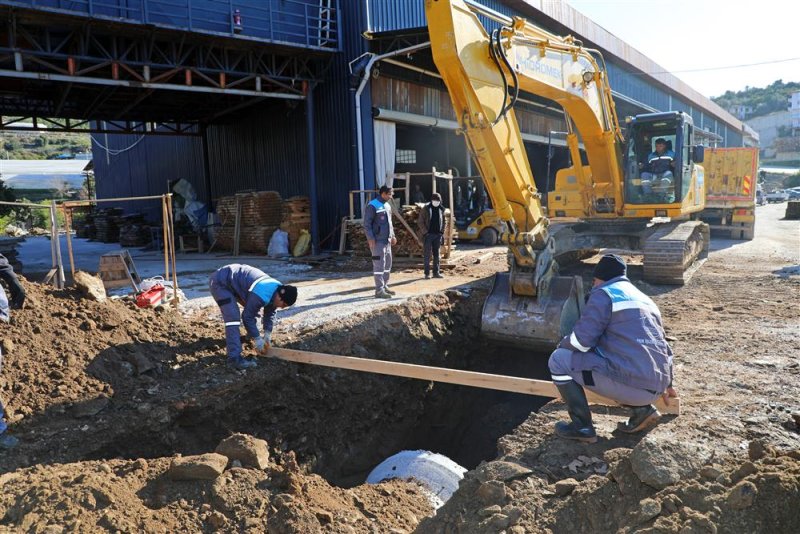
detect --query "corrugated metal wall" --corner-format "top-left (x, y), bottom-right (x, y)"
top-left (312, 0), bottom-right (371, 240)
top-left (205, 101), bottom-right (309, 199)
top-left (93, 133), bottom-right (205, 221)
top-left (93, 1), bottom-right (369, 248)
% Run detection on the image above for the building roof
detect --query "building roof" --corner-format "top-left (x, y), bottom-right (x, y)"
top-left (0, 159), bottom-right (91, 176)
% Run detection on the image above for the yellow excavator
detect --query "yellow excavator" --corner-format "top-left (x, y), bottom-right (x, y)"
top-left (425, 0), bottom-right (709, 349)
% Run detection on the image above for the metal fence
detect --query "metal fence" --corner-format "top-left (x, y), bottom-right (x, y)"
top-left (6, 0), bottom-right (340, 50)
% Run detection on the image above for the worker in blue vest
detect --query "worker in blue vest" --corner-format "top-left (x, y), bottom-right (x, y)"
top-left (209, 264), bottom-right (297, 370)
top-left (363, 186), bottom-right (397, 299)
top-left (548, 255), bottom-right (678, 443)
top-left (0, 283), bottom-right (17, 449)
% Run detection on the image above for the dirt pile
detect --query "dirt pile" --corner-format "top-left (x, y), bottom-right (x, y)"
top-left (0, 434), bottom-right (432, 533)
top-left (418, 437), bottom-right (800, 533)
top-left (0, 280), bottom-right (486, 532)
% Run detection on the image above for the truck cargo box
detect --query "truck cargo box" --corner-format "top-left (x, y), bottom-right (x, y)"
top-left (700, 147), bottom-right (759, 240)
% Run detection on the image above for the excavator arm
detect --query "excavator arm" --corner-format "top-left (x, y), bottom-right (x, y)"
top-left (425, 0), bottom-right (627, 348)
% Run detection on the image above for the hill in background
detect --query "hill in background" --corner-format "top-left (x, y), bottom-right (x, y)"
top-left (712, 79), bottom-right (800, 120)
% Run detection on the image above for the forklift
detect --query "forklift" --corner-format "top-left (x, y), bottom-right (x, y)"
top-left (453, 177), bottom-right (506, 246)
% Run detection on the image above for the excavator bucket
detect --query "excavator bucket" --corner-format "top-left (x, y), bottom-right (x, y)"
top-left (481, 273), bottom-right (584, 351)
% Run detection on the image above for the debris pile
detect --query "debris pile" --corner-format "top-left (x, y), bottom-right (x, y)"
top-left (0, 434), bottom-right (433, 533)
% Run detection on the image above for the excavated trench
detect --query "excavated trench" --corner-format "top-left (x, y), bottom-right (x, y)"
top-left (85, 290), bottom-right (552, 488)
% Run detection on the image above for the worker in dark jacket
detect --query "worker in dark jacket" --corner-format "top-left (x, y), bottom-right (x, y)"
top-left (363, 186), bottom-right (397, 299)
top-left (209, 264), bottom-right (297, 370)
top-left (0, 254), bottom-right (25, 309)
top-left (0, 284), bottom-right (17, 449)
top-left (417, 192), bottom-right (446, 279)
top-left (548, 254), bottom-right (678, 443)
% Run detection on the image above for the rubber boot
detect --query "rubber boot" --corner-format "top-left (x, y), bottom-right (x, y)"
top-left (618, 405), bottom-right (661, 433)
top-left (227, 357), bottom-right (257, 371)
top-left (554, 381), bottom-right (598, 443)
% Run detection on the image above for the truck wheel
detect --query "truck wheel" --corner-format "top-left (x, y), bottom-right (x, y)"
top-left (742, 226), bottom-right (754, 240)
top-left (480, 228), bottom-right (498, 246)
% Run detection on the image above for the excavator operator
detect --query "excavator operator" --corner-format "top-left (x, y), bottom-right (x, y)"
top-left (640, 138), bottom-right (676, 200)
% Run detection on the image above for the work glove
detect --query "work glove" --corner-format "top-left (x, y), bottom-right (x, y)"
top-left (254, 336), bottom-right (269, 355)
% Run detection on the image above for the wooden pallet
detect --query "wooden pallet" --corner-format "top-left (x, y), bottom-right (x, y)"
top-left (99, 250), bottom-right (141, 291)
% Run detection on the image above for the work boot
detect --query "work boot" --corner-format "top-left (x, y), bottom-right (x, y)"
top-left (424, 273), bottom-right (430, 280)
top-left (375, 290), bottom-right (392, 299)
top-left (0, 433), bottom-right (18, 450)
top-left (227, 357), bottom-right (257, 371)
top-left (617, 405), bottom-right (661, 433)
top-left (554, 381), bottom-right (598, 443)
top-left (384, 288), bottom-right (397, 295)
top-left (433, 273), bottom-right (444, 279)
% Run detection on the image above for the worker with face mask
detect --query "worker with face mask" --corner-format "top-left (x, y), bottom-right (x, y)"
top-left (417, 192), bottom-right (447, 279)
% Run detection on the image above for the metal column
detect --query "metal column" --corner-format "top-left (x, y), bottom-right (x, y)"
top-left (306, 82), bottom-right (320, 255)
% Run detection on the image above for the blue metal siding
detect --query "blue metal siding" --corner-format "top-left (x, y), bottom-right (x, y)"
top-left (205, 103), bottom-right (309, 199)
top-left (313, 0), bottom-right (371, 236)
top-left (367, 0), bottom-right (524, 34)
top-left (93, 1), bottom-right (368, 246)
top-left (93, 133), bottom-right (205, 221)
top-left (7, 0), bottom-right (340, 50)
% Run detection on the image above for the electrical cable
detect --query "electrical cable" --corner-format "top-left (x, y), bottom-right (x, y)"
top-left (90, 134), bottom-right (145, 156)
top-left (633, 56), bottom-right (800, 76)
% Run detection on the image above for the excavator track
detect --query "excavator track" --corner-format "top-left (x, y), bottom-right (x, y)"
top-left (643, 221), bottom-right (709, 285)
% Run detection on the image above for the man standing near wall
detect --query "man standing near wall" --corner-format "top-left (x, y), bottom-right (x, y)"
top-left (363, 186), bottom-right (397, 299)
top-left (417, 192), bottom-right (446, 279)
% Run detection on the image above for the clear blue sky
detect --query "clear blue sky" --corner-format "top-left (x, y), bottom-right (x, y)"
top-left (566, 0), bottom-right (800, 98)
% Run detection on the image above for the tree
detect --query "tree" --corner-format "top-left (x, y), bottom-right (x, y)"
top-left (0, 179), bottom-right (15, 216)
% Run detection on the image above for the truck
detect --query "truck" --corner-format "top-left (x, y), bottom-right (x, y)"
top-left (426, 0), bottom-right (709, 349)
top-left (699, 147), bottom-right (759, 240)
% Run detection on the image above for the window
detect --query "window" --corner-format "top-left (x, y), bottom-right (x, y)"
top-left (395, 149), bottom-right (416, 164)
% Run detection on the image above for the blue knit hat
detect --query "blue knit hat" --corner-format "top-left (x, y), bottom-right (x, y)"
top-left (593, 254), bottom-right (627, 281)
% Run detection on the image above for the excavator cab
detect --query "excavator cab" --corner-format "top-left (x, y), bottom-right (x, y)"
top-left (622, 112), bottom-right (706, 215)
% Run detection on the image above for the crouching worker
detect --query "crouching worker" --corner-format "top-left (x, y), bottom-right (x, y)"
top-left (209, 264), bottom-right (297, 370)
top-left (548, 254), bottom-right (678, 443)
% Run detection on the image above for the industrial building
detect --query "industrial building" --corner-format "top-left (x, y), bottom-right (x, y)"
top-left (0, 0), bottom-right (758, 252)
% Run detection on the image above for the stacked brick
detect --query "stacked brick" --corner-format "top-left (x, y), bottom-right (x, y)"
top-left (214, 191), bottom-right (311, 254)
top-left (94, 208), bottom-right (124, 243)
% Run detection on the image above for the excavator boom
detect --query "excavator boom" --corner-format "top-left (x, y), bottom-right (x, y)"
top-left (426, 0), bottom-right (591, 348)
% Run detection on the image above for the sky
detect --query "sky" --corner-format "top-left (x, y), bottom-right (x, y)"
top-left (565, 0), bottom-right (800, 98)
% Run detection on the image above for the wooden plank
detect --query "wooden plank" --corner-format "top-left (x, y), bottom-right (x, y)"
top-left (391, 208), bottom-right (423, 248)
top-left (267, 347), bottom-right (680, 415)
top-left (444, 173), bottom-right (454, 258)
top-left (338, 216), bottom-right (348, 255)
top-left (233, 195), bottom-right (242, 256)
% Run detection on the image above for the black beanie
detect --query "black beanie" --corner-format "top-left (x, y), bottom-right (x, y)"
top-left (279, 285), bottom-right (298, 306)
top-left (593, 254), bottom-right (627, 281)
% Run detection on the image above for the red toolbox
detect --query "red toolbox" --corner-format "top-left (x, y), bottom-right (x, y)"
top-left (135, 284), bottom-right (165, 308)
